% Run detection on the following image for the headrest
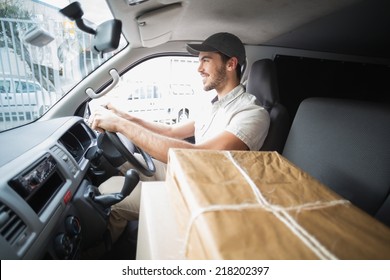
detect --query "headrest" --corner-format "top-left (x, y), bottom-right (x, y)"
top-left (246, 59), bottom-right (280, 111)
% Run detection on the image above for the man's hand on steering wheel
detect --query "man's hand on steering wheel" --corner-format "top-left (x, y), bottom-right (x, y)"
top-left (88, 105), bottom-right (156, 177)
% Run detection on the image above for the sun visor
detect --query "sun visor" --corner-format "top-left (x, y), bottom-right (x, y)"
top-left (137, 3), bottom-right (183, 48)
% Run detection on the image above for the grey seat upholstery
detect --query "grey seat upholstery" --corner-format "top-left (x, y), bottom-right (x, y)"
top-left (282, 97), bottom-right (390, 226)
top-left (246, 59), bottom-right (290, 153)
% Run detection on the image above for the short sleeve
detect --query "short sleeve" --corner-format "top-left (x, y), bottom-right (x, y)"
top-left (226, 105), bottom-right (270, 151)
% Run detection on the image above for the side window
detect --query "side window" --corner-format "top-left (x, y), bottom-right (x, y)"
top-left (90, 56), bottom-right (213, 124)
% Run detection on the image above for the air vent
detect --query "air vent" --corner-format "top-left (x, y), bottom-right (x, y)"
top-left (0, 202), bottom-right (27, 245)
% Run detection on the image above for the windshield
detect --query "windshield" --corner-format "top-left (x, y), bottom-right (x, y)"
top-left (0, 0), bottom-right (126, 131)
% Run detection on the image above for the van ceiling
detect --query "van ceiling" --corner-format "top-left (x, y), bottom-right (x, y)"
top-left (112, 0), bottom-right (390, 59)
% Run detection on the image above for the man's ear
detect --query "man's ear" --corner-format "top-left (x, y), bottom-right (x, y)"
top-left (226, 57), bottom-right (239, 72)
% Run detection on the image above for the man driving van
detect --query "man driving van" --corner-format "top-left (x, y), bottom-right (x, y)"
top-left (88, 32), bottom-right (270, 252)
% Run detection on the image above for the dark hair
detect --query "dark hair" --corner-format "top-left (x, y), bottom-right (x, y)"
top-left (219, 52), bottom-right (242, 80)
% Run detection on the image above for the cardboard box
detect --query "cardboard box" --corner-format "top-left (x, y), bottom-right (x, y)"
top-left (166, 149), bottom-right (390, 259)
top-left (137, 182), bottom-right (184, 260)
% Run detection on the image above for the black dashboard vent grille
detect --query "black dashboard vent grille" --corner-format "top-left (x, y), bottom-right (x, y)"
top-left (0, 202), bottom-right (27, 245)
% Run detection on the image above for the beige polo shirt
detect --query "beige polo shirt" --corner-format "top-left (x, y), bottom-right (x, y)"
top-left (194, 85), bottom-right (270, 150)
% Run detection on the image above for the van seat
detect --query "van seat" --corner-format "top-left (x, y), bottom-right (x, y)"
top-left (282, 97), bottom-right (390, 227)
top-left (246, 59), bottom-right (290, 153)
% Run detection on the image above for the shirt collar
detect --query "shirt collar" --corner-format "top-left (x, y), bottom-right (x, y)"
top-left (211, 84), bottom-right (245, 107)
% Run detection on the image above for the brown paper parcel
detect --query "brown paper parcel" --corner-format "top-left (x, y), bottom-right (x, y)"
top-left (166, 149), bottom-right (390, 259)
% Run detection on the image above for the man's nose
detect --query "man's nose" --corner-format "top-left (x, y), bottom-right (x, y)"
top-left (197, 62), bottom-right (203, 73)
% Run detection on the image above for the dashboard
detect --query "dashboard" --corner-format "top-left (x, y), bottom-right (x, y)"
top-left (0, 117), bottom-right (98, 259)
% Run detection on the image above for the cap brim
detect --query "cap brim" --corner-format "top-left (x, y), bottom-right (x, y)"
top-left (186, 43), bottom-right (218, 56)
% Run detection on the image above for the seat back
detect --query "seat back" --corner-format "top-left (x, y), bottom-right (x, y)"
top-left (282, 97), bottom-right (390, 226)
top-left (246, 59), bottom-right (290, 153)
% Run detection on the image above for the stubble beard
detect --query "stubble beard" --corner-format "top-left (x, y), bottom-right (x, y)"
top-left (203, 65), bottom-right (227, 92)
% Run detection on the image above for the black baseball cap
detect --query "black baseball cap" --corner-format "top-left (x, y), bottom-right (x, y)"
top-left (186, 32), bottom-right (246, 66)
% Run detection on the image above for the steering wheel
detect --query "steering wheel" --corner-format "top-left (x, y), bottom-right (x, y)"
top-left (104, 131), bottom-right (156, 177)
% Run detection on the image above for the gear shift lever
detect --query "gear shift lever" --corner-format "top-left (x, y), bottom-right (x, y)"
top-left (92, 169), bottom-right (140, 209)
top-left (121, 169), bottom-right (140, 197)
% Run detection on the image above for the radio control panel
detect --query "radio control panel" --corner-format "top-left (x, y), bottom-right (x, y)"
top-left (9, 154), bottom-right (57, 199)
